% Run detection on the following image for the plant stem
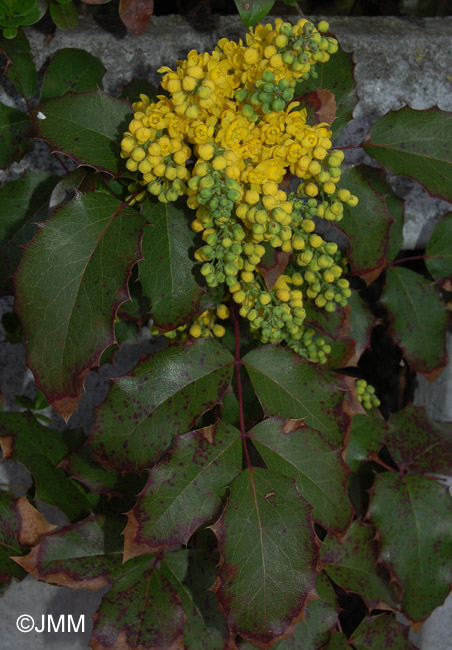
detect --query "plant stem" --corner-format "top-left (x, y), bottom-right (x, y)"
top-left (390, 254), bottom-right (435, 266)
top-left (373, 457), bottom-right (396, 473)
top-left (233, 303), bottom-right (252, 471)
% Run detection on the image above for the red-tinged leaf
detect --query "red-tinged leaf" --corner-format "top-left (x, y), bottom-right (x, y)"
top-left (294, 89), bottom-right (337, 126)
top-left (40, 48), bottom-right (105, 104)
top-left (243, 345), bottom-right (350, 447)
top-left (250, 417), bottom-right (352, 532)
top-left (258, 248), bottom-right (291, 291)
top-left (0, 492), bottom-right (55, 586)
top-left (381, 266), bottom-right (448, 377)
top-left (334, 166), bottom-right (393, 283)
top-left (91, 557), bottom-right (185, 650)
top-left (349, 614), bottom-right (415, 649)
top-left (31, 90), bottom-right (132, 175)
top-left (119, 0), bottom-right (154, 36)
top-left (14, 190), bottom-right (145, 420)
top-left (124, 422), bottom-right (242, 559)
top-left (80, 0), bottom-right (110, 4)
top-left (303, 302), bottom-right (348, 341)
top-left (211, 468), bottom-right (318, 646)
top-left (386, 405), bottom-right (452, 476)
top-left (88, 338), bottom-right (234, 473)
top-left (0, 103), bottom-right (33, 169)
top-left (321, 521), bottom-right (397, 610)
top-left (347, 290), bottom-right (376, 359)
top-left (139, 200), bottom-right (204, 332)
top-left (426, 212), bottom-right (452, 288)
top-left (369, 473), bottom-right (452, 622)
top-left (0, 30), bottom-right (37, 99)
top-left (14, 514), bottom-right (124, 589)
top-left (364, 107), bottom-right (452, 202)
top-left (0, 412), bottom-right (92, 520)
top-left (345, 411), bottom-right (387, 472)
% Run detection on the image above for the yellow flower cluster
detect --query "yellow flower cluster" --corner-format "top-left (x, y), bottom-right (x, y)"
top-left (152, 304), bottom-right (230, 342)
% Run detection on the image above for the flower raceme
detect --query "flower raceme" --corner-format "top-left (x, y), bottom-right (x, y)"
top-left (121, 18), bottom-right (358, 363)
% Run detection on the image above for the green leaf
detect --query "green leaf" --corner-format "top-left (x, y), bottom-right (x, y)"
top-left (31, 90), bottom-right (132, 175)
top-left (162, 549), bottom-right (228, 650)
top-left (364, 107), bottom-right (452, 202)
top-left (349, 614), bottom-right (414, 649)
top-left (324, 631), bottom-right (347, 650)
top-left (369, 473), bottom-right (452, 621)
top-left (0, 29), bottom-right (37, 98)
top-left (119, 77), bottom-right (158, 103)
top-left (233, 0), bottom-right (275, 26)
top-left (49, 0), bottom-right (78, 30)
top-left (250, 416), bottom-right (351, 532)
top-left (272, 599), bottom-right (338, 649)
top-left (347, 290), bottom-right (376, 358)
top-left (88, 337), bottom-right (234, 472)
top-left (426, 212), bottom-right (452, 287)
top-left (0, 171), bottom-right (57, 294)
top-left (14, 514), bottom-right (124, 589)
top-left (139, 200), bottom-right (204, 331)
top-left (40, 48), bottom-right (105, 104)
top-left (14, 189), bottom-right (145, 419)
top-left (321, 521), bottom-right (397, 610)
top-left (303, 302), bottom-right (348, 341)
top-left (345, 411), bottom-right (386, 472)
top-left (381, 266), bottom-right (448, 377)
top-left (211, 468), bottom-right (318, 646)
top-left (91, 557), bottom-right (186, 650)
top-left (0, 102), bottom-right (33, 168)
top-left (334, 166), bottom-right (392, 281)
top-left (123, 422), bottom-right (242, 557)
top-left (0, 412), bottom-right (91, 520)
top-left (243, 345), bottom-right (350, 446)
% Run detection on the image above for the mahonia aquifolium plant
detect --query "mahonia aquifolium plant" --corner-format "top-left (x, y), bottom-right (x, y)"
top-left (120, 18), bottom-right (357, 364)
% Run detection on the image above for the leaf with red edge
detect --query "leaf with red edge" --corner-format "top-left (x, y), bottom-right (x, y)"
top-left (347, 290), bottom-right (376, 358)
top-left (345, 411), bottom-right (386, 472)
top-left (123, 422), bottom-right (242, 559)
top-left (243, 345), bottom-right (350, 446)
top-left (426, 212), bottom-right (452, 289)
top-left (320, 521), bottom-right (397, 610)
top-left (40, 48), bottom-right (106, 104)
top-left (91, 557), bottom-right (185, 650)
top-left (88, 337), bottom-right (234, 473)
top-left (258, 248), bottom-right (291, 291)
top-left (381, 266), bottom-right (448, 378)
top-left (211, 468), bottom-right (318, 646)
top-left (119, 0), bottom-right (154, 35)
top-left (369, 472), bottom-right (452, 622)
top-left (349, 614), bottom-right (415, 649)
top-left (250, 417), bottom-right (351, 532)
top-left (295, 89), bottom-right (337, 126)
top-left (0, 103), bottom-right (33, 169)
top-left (14, 189), bottom-right (145, 420)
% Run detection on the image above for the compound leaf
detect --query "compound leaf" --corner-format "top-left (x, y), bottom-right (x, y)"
top-left (40, 48), bottom-right (105, 104)
top-left (425, 212), bottom-right (452, 288)
top-left (0, 102), bottom-right (33, 168)
top-left (349, 614), bottom-right (414, 650)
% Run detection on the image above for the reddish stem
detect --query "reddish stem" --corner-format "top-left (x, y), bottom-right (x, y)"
top-left (233, 303), bottom-right (253, 471)
top-left (390, 254), bottom-right (434, 266)
top-left (335, 144), bottom-right (363, 150)
top-left (373, 457), bottom-right (396, 473)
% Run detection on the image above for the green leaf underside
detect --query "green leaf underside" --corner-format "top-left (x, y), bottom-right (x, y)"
top-left (0, 102), bottom-right (33, 168)
top-left (212, 468), bottom-right (318, 645)
top-left (243, 345), bottom-right (350, 446)
top-left (91, 557), bottom-right (185, 650)
top-left (0, 412), bottom-right (91, 520)
top-left (364, 107), bottom-right (452, 201)
top-left (0, 492), bottom-right (30, 585)
top-left (0, 30), bottom-right (37, 99)
top-left (349, 614), bottom-right (414, 649)
top-left (321, 521), bottom-right (396, 610)
top-left (124, 422), bottom-right (242, 556)
top-left (369, 473), bottom-right (452, 621)
top-left (15, 514), bottom-right (124, 589)
top-left (335, 166), bottom-right (392, 279)
top-left (40, 48), bottom-right (105, 104)
top-left (88, 338), bottom-right (234, 472)
top-left (233, 0), bottom-right (275, 27)
top-left (425, 213), bottom-right (452, 284)
top-left (250, 417), bottom-right (351, 531)
top-left (345, 411), bottom-right (386, 472)
top-left (162, 549), bottom-right (228, 650)
top-left (381, 266), bottom-right (448, 376)
top-left (139, 200), bottom-right (204, 331)
top-left (31, 90), bottom-right (132, 174)
top-left (14, 190), bottom-right (145, 414)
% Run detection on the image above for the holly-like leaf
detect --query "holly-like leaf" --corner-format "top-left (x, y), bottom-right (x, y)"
top-left (347, 290), bottom-right (376, 359)
top-left (139, 200), bottom-right (204, 331)
top-left (258, 248), bottom-right (291, 291)
top-left (303, 302), bottom-right (348, 341)
top-left (31, 90), bottom-right (132, 175)
top-left (0, 30), bottom-right (37, 99)
top-left (124, 422), bottom-right (242, 558)
top-left (91, 556), bottom-right (186, 650)
top-left (250, 417), bottom-right (351, 532)
top-left (0, 412), bottom-right (92, 520)
top-left (321, 521), bottom-right (397, 610)
top-left (364, 107), bottom-right (452, 202)
top-left (425, 213), bottom-right (452, 288)
top-left (369, 473), bottom-right (452, 621)
top-left (211, 468), bottom-right (318, 646)
top-left (324, 631), bottom-right (348, 650)
top-left (88, 337), bottom-right (234, 472)
top-left (349, 614), bottom-right (414, 649)
top-left (381, 266), bottom-right (448, 377)
top-left (162, 549), bottom-right (228, 650)
top-left (295, 89), bottom-right (337, 127)
top-left (243, 345), bottom-right (350, 446)
top-left (0, 492), bottom-right (55, 586)
top-left (40, 48), bottom-right (105, 104)
top-left (14, 189), bottom-right (145, 420)
top-left (0, 102), bottom-right (33, 168)
top-left (271, 598), bottom-right (338, 649)
top-left (334, 166), bottom-right (392, 282)
top-left (233, 0), bottom-right (275, 27)
top-left (119, 0), bottom-right (154, 35)
top-left (345, 411), bottom-right (386, 472)
top-left (14, 514), bottom-right (124, 589)
top-left (49, 0), bottom-right (79, 30)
